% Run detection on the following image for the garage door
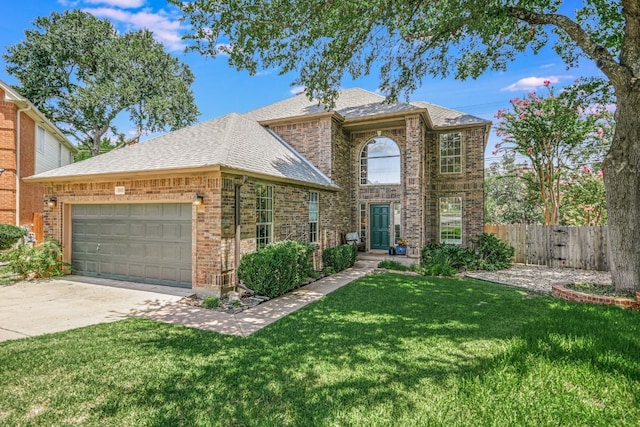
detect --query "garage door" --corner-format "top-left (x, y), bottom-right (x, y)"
top-left (72, 203), bottom-right (192, 288)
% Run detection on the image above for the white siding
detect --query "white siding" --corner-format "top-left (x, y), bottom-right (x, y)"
top-left (35, 128), bottom-right (74, 174)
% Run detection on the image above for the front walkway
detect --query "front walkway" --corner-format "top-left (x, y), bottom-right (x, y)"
top-left (139, 256), bottom-right (381, 336)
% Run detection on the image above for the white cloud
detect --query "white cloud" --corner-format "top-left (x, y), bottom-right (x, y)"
top-left (290, 86), bottom-right (305, 95)
top-left (85, 7), bottom-right (185, 51)
top-left (539, 63), bottom-right (555, 69)
top-left (84, 0), bottom-right (146, 7)
top-left (501, 76), bottom-right (567, 92)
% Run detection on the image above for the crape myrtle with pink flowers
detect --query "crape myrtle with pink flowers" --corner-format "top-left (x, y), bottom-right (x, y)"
top-left (493, 79), bottom-right (613, 225)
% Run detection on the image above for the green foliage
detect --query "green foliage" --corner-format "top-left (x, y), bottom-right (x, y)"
top-left (420, 243), bottom-right (476, 276)
top-left (0, 224), bottom-right (26, 250)
top-left (4, 10), bottom-right (199, 157)
top-left (485, 154), bottom-right (543, 224)
top-left (322, 244), bottom-right (357, 273)
top-left (421, 235), bottom-right (514, 275)
top-left (1, 240), bottom-right (70, 279)
top-left (377, 260), bottom-right (409, 271)
top-left (202, 296), bottom-right (221, 309)
top-left (170, 0), bottom-right (623, 107)
top-left (494, 81), bottom-right (612, 225)
top-left (237, 240), bottom-right (315, 298)
top-left (561, 165), bottom-right (607, 226)
top-left (469, 233), bottom-right (515, 271)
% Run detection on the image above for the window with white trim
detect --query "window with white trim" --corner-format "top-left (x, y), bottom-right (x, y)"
top-left (36, 125), bottom-right (45, 154)
top-left (360, 137), bottom-right (401, 184)
top-left (439, 196), bottom-right (462, 245)
top-left (359, 203), bottom-right (367, 242)
top-left (394, 202), bottom-right (401, 243)
top-left (439, 133), bottom-right (462, 174)
top-left (256, 184), bottom-right (274, 250)
top-left (309, 191), bottom-right (319, 243)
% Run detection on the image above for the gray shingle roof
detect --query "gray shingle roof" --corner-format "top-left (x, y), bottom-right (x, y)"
top-left (244, 87), bottom-right (489, 128)
top-left (411, 101), bottom-right (490, 128)
top-left (243, 88), bottom-right (385, 121)
top-left (28, 113), bottom-right (335, 187)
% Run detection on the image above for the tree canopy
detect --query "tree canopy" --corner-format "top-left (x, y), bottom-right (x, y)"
top-left (4, 10), bottom-right (199, 157)
top-left (170, 0), bottom-right (623, 104)
top-left (173, 0), bottom-right (640, 293)
top-left (494, 80), bottom-right (612, 224)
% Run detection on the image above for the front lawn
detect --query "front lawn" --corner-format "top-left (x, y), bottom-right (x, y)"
top-left (1, 273), bottom-right (638, 426)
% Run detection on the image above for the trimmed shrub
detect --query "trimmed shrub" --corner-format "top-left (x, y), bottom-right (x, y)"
top-left (237, 240), bottom-right (315, 298)
top-left (377, 259), bottom-right (409, 271)
top-left (1, 239), bottom-right (71, 279)
top-left (322, 244), bottom-right (357, 272)
top-left (470, 233), bottom-right (515, 271)
top-left (0, 224), bottom-right (26, 250)
top-left (420, 243), bottom-right (476, 276)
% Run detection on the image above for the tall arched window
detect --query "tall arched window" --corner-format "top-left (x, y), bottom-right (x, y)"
top-left (360, 137), bottom-right (401, 185)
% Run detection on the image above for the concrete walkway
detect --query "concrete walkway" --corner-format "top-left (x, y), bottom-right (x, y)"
top-left (139, 257), bottom-right (380, 336)
top-left (0, 256), bottom-right (385, 342)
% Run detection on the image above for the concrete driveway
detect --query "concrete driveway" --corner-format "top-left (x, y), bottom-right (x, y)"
top-left (0, 275), bottom-right (194, 342)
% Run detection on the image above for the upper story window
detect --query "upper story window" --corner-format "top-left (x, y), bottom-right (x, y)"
top-left (360, 137), bottom-right (401, 185)
top-left (36, 125), bottom-right (45, 154)
top-left (439, 133), bottom-right (462, 174)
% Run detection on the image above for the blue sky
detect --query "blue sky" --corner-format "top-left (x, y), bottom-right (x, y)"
top-left (0, 0), bottom-right (605, 165)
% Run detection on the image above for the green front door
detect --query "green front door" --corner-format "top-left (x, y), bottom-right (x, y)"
top-left (370, 204), bottom-right (390, 250)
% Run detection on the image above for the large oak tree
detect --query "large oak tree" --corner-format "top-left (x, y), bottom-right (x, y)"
top-left (172, 0), bottom-right (637, 292)
top-left (4, 10), bottom-right (199, 157)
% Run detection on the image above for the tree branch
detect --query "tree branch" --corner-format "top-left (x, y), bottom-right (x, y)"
top-left (506, 7), bottom-right (629, 85)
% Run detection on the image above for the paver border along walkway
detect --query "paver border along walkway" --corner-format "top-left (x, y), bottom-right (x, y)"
top-left (139, 258), bottom-right (380, 336)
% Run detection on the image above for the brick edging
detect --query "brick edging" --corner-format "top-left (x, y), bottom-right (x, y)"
top-left (551, 283), bottom-right (640, 310)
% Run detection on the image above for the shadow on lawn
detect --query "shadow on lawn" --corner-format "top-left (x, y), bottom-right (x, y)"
top-left (90, 274), bottom-right (640, 425)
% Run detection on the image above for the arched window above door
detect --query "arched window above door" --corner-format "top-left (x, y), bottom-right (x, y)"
top-left (360, 137), bottom-right (401, 185)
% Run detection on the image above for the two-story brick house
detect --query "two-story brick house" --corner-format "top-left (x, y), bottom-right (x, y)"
top-left (27, 88), bottom-right (489, 295)
top-left (0, 80), bottom-right (76, 234)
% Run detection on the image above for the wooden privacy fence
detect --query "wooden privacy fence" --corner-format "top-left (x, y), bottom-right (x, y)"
top-left (484, 224), bottom-right (610, 271)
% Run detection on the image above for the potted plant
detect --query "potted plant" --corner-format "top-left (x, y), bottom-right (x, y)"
top-left (388, 246), bottom-right (396, 255)
top-left (395, 238), bottom-right (407, 255)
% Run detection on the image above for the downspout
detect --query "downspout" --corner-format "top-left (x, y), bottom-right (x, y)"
top-left (16, 105), bottom-right (31, 226)
top-left (235, 176), bottom-right (254, 294)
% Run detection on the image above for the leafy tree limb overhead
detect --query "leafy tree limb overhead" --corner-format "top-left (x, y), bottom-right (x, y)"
top-left (172, 0), bottom-right (640, 294)
top-left (4, 10), bottom-right (199, 157)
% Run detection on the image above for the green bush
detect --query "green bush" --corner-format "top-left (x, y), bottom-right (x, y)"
top-left (420, 235), bottom-right (515, 276)
top-left (202, 296), bottom-right (221, 309)
top-left (0, 224), bottom-right (26, 250)
top-left (420, 243), bottom-right (476, 276)
top-left (237, 240), bottom-right (315, 298)
top-left (322, 244), bottom-right (357, 272)
top-left (377, 260), bottom-right (409, 271)
top-left (1, 239), bottom-right (70, 279)
top-left (470, 233), bottom-right (514, 271)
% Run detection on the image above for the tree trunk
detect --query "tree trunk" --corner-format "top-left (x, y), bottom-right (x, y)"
top-left (603, 88), bottom-right (640, 293)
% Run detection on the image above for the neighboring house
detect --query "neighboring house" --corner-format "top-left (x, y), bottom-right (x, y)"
top-left (27, 88), bottom-right (489, 295)
top-left (0, 80), bottom-right (76, 233)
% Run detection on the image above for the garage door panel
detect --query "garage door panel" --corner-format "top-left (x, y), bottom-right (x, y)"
top-left (72, 203), bottom-right (192, 288)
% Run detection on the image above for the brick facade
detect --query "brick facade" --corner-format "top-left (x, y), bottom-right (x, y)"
top-left (0, 86), bottom-right (62, 228)
top-left (39, 93), bottom-right (486, 296)
top-left (43, 171), bottom-right (341, 297)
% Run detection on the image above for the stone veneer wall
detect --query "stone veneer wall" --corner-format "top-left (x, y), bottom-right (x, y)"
top-left (425, 126), bottom-right (486, 246)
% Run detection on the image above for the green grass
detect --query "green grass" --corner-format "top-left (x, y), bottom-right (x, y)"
top-left (1, 273), bottom-right (639, 426)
